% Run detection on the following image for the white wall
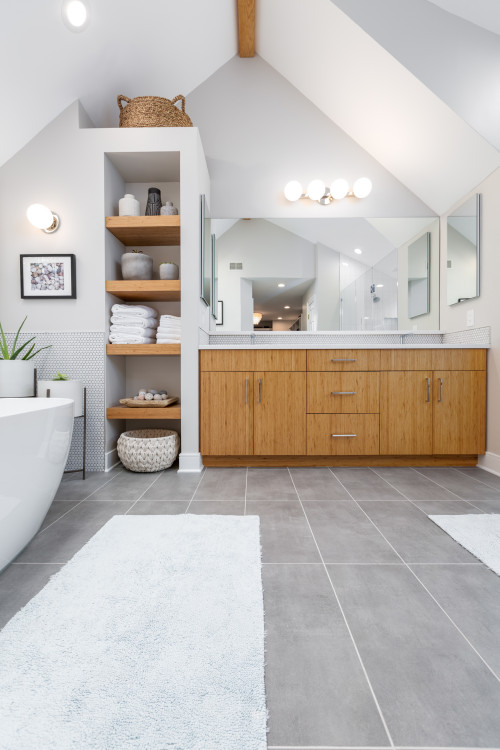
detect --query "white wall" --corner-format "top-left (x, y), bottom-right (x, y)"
top-left (316, 243), bottom-right (340, 330)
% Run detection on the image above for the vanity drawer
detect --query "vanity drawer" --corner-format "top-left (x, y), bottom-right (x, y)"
top-left (307, 349), bottom-right (381, 371)
top-left (307, 372), bottom-right (379, 413)
top-left (307, 414), bottom-right (379, 455)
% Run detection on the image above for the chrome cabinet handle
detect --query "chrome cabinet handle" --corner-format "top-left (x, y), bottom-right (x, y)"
top-left (258, 378), bottom-right (261, 403)
top-left (246, 378), bottom-right (249, 404)
top-left (331, 358), bottom-right (356, 362)
top-left (331, 434), bottom-right (357, 438)
top-left (331, 391), bottom-right (357, 395)
top-left (426, 377), bottom-right (430, 403)
top-left (438, 377), bottom-right (443, 402)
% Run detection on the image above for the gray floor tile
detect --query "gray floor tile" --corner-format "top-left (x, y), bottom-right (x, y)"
top-left (374, 467), bottom-right (459, 501)
top-left (332, 467), bottom-right (405, 501)
top-left (412, 499), bottom-right (484, 515)
top-left (417, 467), bottom-right (500, 502)
top-left (87, 469), bottom-right (163, 502)
top-left (139, 468), bottom-right (203, 502)
top-left (457, 466), bottom-right (500, 492)
top-left (461, 496), bottom-right (500, 513)
top-left (304, 499), bottom-right (400, 564)
top-left (264, 564), bottom-right (390, 747)
top-left (187, 501), bottom-right (245, 515)
top-left (246, 468), bottom-right (298, 502)
top-left (192, 468), bottom-right (246, 501)
top-left (329, 564), bottom-right (500, 747)
top-left (0, 563), bottom-right (62, 629)
top-left (409, 564), bottom-right (500, 676)
top-left (246, 500), bottom-right (320, 563)
top-left (53, 467), bottom-right (123, 502)
top-left (126, 500), bottom-right (189, 515)
top-left (289, 467), bottom-right (352, 501)
top-left (15, 501), bottom-right (132, 563)
top-left (40, 500), bottom-right (81, 530)
top-left (359, 500), bottom-right (479, 563)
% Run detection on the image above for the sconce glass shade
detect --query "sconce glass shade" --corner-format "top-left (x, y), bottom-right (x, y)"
top-left (307, 180), bottom-right (326, 201)
top-left (253, 312), bottom-right (263, 325)
top-left (284, 180), bottom-right (303, 202)
top-left (352, 177), bottom-right (372, 198)
top-left (330, 179), bottom-right (349, 200)
top-left (26, 204), bottom-right (60, 233)
top-left (62, 0), bottom-right (90, 31)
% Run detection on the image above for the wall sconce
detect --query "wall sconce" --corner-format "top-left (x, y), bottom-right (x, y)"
top-left (253, 312), bottom-right (263, 325)
top-left (26, 204), bottom-right (60, 233)
top-left (284, 177), bottom-right (372, 205)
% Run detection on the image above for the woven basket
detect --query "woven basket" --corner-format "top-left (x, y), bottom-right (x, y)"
top-left (117, 95), bottom-right (193, 128)
top-left (117, 429), bottom-right (180, 472)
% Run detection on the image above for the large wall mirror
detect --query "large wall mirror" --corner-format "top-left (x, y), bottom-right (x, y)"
top-left (210, 217), bottom-right (439, 332)
top-left (446, 194), bottom-right (480, 306)
top-left (200, 195), bottom-right (211, 307)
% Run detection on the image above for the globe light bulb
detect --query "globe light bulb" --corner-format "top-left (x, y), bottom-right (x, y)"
top-left (330, 178), bottom-right (349, 200)
top-left (26, 204), bottom-right (55, 229)
top-left (284, 181), bottom-right (303, 202)
top-left (353, 177), bottom-right (372, 198)
top-left (306, 179), bottom-right (326, 201)
top-left (253, 313), bottom-right (263, 325)
top-left (62, 0), bottom-right (90, 31)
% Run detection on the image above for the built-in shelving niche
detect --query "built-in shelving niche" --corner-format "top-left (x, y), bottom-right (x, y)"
top-left (104, 151), bottom-right (182, 453)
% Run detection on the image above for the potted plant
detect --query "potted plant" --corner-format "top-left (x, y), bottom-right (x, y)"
top-left (159, 261), bottom-right (179, 280)
top-left (37, 371), bottom-right (83, 416)
top-left (121, 249), bottom-right (153, 280)
top-left (0, 317), bottom-right (51, 397)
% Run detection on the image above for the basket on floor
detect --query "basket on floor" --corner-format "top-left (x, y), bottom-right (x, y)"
top-left (117, 95), bottom-right (193, 128)
top-left (117, 429), bottom-right (180, 472)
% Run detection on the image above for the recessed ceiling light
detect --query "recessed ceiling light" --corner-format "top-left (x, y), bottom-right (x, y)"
top-left (277, 317), bottom-right (283, 320)
top-left (342, 262), bottom-right (349, 266)
top-left (284, 305), bottom-right (290, 309)
top-left (62, 0), bottom-right (90, 31)
top-left (354, 248), bottom-right (362, 255)
top-left (278, 283), bottom-right (285, 288)
top-left (376, 284), bottom-right (384, 288)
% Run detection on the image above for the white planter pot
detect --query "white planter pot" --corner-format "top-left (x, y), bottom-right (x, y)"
top-left (159, 262), bottom-right (179, 280)
top-left (37, 379), bottom-right (83, 417)
top-left (0, 360), bottom-right (35, 397)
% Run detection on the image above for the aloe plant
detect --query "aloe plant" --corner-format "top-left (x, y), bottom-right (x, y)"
top-left (52, 372), bottom-right (69, 381)
top-left (0, 316), bottom-right (51, 360)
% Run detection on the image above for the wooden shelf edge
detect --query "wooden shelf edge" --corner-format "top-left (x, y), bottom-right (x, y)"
top-left (107, 406), bottom-right (181, 420)
top-left (106, 344), bottom-right (180, 355)
top-left (106, 280), bottom-right (180, 302)
top-left (105, 215), bottom-right (180, 246)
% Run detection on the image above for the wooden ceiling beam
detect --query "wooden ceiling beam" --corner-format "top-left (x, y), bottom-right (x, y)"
top-left (238, 0), bottom-right (255, 57)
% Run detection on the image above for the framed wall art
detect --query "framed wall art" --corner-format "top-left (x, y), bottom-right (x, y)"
top-left (20, 254), bottom-right (76, 299)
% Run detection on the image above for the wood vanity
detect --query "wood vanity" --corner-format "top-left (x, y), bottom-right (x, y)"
top-left (199, 348), bottom-right (486, 467)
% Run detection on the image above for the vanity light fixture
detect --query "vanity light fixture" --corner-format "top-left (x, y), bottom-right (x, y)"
top-left (62, 0), bottom-right (90, 31)
top-left (26, 204), bottom-right (60, 233)
top-left (253, 312), bottom-right (263, 325)
top-left (284, 177), bottom-right (372, 205)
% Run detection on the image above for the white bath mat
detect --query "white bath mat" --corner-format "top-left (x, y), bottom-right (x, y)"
top-left (429, 513), bottom-right (500, 575)
top-left (0, 515), bottom-right (267, 750)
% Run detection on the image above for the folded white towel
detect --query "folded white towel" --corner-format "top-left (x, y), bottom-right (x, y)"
top-left (110, 324), bottom-right (159, 336)
top-left (157, 324), bottom-right (181, 332)
top-left (109, 333), bottom-right (156, 344)
top-left (160, 315), bottom-right (181, 322)
top-left (110, 315), bottom-right (158, 329)
top-left (156, 336), bottom-right (181, 344)
top-left (111, 304), bottom-right (158, 318)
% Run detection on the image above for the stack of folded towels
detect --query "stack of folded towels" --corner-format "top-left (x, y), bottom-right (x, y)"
top-left (109, 304), bottom-right (158, 344)
top-left (156, 315), bottom-right (181, 344)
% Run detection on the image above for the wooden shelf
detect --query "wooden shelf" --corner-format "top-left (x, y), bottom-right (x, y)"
top-left (107, 405), bottom-right (181, 420)
top-left (105, 216), bottom-right (180, 246)
top-left (106, 280), bottom-right (180, 301)
top-left (106, 344), bottom-right (180, 356)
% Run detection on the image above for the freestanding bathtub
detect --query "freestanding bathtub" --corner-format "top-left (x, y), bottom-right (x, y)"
top-left (0, 398), bottom-right (74, 571)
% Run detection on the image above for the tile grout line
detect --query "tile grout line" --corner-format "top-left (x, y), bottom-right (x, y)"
top-left (260, 562), bottom-right (482, 566)
top-left (184, 468), bottom-right (207, 513)
top-left (37, 469), bottom-right (125, 536)
top-left (124, 471), bottom-right (166, 515)
top-left (455, 465), bottom-right (500, 492)
top-left (329, 469), bottom-right (500, 684)
top-left (287, 467), bottom-right (396, 749)
top-left (409, 468), bottom-right (488, 512)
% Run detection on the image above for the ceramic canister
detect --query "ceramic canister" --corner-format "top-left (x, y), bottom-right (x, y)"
top-left (118, 194), bottom-right (140, 216)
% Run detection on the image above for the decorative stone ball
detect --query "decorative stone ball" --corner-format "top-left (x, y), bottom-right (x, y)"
top-left (149, 389), bottom-right (158, 395)
top-left (153, 394), bottom-right (162, 401)
top-left (138, 389), bottom-right (147, 396)
top-left (159, 389), bottom-right (167, 395)
top-left (161, 393), bottom-right (168, 400)
top-left (145, 392), bottom-right (154, 401)
top-left (137, 394), bottom-right (145, 401)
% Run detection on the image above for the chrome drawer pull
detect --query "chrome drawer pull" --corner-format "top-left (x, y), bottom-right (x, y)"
top-left (426, 377), bottom-right (430, 403)
top-left (331, 358), bottom-right (356, 362)
top-left (438, 377), bottom-right (443, 402)
top-left (331, 391), bottom-right (357, 395)
top-left (331, 433), bottom-right (357, 438)
top-left (258, 378), bottom-right (262, 403)
top-left (246, 378), bottom-right (249, 404)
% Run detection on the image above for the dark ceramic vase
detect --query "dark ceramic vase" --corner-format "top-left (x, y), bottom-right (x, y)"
top-left (145, 187), bottom-right (162, 216)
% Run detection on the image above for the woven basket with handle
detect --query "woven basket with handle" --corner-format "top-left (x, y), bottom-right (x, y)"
top-left (117, 95), bottom-right (193, 128)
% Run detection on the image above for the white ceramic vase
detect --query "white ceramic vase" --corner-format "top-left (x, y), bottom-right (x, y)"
top-left (160, 202), bottom-right (179, 216)
top-left (159, 262), bottom-right (179, 280)
top-left (0, 360), bottom-right (35, 397)
top-left (37, 379), bottom-right (83, 417)
top-left (118, 194), bottom-right (140, 216)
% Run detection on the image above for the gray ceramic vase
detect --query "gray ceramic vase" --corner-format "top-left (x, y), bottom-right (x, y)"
top-left (121, 252), bottom-right (153, 280)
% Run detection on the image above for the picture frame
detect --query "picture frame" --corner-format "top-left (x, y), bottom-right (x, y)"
top-left (216, 300), bottom-right (223, 325)
top-left (20, 254), bottom-right (76, 299)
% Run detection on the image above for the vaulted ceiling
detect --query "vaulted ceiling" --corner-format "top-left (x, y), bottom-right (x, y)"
top-left (2, 0), bottom-right (499, 215)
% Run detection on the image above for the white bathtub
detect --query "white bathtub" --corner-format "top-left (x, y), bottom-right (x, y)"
top-left (0, 398), bottom-right (74, 571)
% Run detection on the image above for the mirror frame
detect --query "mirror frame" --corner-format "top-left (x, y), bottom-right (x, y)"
top-left (210, 233), bottom-right (217, 319)
top-left (200, 194), bottom-right (211, 307)
top-left (446, 193), bottom-right (481, 306)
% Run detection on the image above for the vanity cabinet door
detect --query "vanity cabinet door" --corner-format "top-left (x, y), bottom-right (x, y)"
top-left (253, 372), bottom-right (306, 455)
top-left (433, 371), bottom-right (486, 455)
top-left (200, 372), bottom-right (253, 455)
top-left (380, 371), bottom-right (433, 455)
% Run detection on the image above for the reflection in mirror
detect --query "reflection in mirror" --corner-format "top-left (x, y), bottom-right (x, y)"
top-left (408, 232), bottom-right (430, 319)
top-left (211, 217), bottom-right (439, 332)
top-left (210, 233), bottom-right (217, 319)
top-left (447, 194), bottom-right (480, 306)
top-left (200, 195), bottom-right (211, 307)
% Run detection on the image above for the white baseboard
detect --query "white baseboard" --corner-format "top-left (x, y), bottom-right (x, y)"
top-left (477, 451), bottom-right (500, 477)
top-left (105, 449), bottom-right (120, 472)
top-left (178, 452), bottom-right (204, 473)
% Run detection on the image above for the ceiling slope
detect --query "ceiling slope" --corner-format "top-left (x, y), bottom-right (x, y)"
top-left (0, 0), bottom-right (237, 168)
top-left (257, 0), bottom-right (500, 214)
top-left (426, 0), bottom-right (500, 35)
top-left (332, 0), bottom-right (500, 152)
